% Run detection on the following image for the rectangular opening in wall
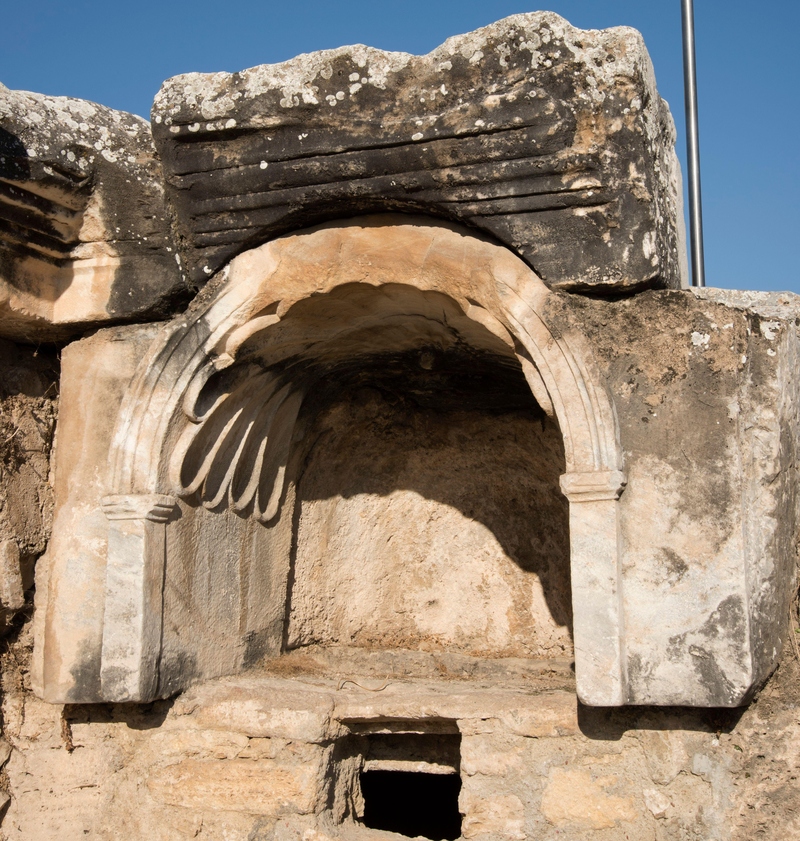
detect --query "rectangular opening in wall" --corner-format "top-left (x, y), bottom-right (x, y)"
top-left (361, 770), bottom-right (461, 840)
top-left (357, 728), bottom-right (462, 841)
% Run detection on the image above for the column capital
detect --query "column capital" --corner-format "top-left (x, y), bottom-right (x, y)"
top-left (560, 470), bottom-right (627, 503)
top-left (102, 493), bottom-right (178, 523)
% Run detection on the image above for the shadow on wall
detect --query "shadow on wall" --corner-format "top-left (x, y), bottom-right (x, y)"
top-left (576, 703), bottom-right (747, 741)
top-left (283, 342), bottom-right (572, 660)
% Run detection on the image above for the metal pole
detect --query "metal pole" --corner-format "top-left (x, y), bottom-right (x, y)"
top-left (681, 0), bottom-right (706, 287)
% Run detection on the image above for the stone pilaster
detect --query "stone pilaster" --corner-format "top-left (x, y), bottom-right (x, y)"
top-left (560, 470), bottom-right (627, 706)
top-left (101, 493), bottom-right (177, 702)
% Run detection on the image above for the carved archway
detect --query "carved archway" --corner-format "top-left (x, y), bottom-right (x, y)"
top-left (100, 216), bottom-right (626, 705)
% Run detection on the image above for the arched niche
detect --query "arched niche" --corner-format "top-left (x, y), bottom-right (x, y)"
top-left (47, 216), bottom-right (628, 705)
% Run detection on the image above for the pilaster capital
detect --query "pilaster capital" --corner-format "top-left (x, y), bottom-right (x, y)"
top-left (101, 494), bottom-right (178, 523)
top-left (560, 470), bottom-right (627, 503)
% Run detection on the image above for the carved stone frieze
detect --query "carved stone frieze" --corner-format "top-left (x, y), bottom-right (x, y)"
top-left (151, 12), bottom-right (685, 292)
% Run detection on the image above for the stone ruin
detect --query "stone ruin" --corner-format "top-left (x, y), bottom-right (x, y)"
top-left (1, 11), bottom-right (799, 841)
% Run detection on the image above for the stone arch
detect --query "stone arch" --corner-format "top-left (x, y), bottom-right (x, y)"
top-left (100, 216), bottom-right (626, 705)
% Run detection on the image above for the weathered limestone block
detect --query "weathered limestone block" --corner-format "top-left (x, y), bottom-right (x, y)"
top-left (499, 691), bottom-right (579, 738)
top-left (544, 287), bottom-right (800, 705)
top-left (460, 792), bottom-right (526, 840)
top-left (31, 323), bottom-right (160, 702)
top-left (152, 12), bottom-right (685, 291)
top-left (0, 85), bottom-right (186, 341)
top-left (147, 757), bottom-right (323, 814)
top-left (538, 767), bottom-right (639, 830)
top-left (174, 678), bottom-right (337, 742)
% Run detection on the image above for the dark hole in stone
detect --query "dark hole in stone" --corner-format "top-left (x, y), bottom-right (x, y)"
top-left (360, 770), bottom-right (462, 840)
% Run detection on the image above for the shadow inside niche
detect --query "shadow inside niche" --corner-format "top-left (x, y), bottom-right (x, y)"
top-left (283, 342), bottom-right (572, 661)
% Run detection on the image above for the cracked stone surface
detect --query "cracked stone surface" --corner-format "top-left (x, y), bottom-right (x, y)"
top-left (0, 85), bottom-right (187, 342)
top-left (151, 12), bottom-right (686, 291)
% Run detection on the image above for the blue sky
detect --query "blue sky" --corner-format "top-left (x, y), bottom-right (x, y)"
top-left (2, 1), bottom-right (797, 293)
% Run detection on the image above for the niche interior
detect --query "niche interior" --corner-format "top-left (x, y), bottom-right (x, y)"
top-left (165, 280), bottom-right (572, 679)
